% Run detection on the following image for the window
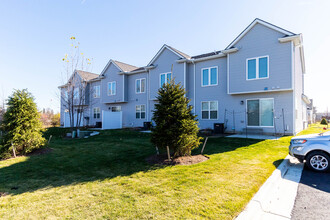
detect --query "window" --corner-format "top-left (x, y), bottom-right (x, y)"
top-left (93, 86), bottom-right (100, 98)
top-left (247, 99), bottom-right (274, 126)
top-left (160, 72), bottom-right (172, 87)
top-left (111, 106), bottom-right (121, 112)
top-left (201, 101), bottom-right (218, 119)
top-left (93, 107), bottom-right (100, 119)
top-left (74, 88), bottom-right (79, 99)
top-left (136, 78), bottom-right (146, 94)
top-left (136, 105), bottom-right (146, 119)
top-left (202, 67), bottom-right (218, 86)
top-left (108, 81), bottom-right (116, 96)
top-left (246, 56), bottom-right (269, 80)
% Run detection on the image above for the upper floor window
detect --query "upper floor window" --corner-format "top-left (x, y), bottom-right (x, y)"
top-left (93, 107), bottom-right (100, 119)
top-left (136, 78), bottom-right (146, 94)
top-left (108, 81), bottom-right (116, 96)
top-left (74, 88), bottom-right (79, 99)
top-left (93, 86), bottom-right (100, 98)
top-left (246, 56), bottom-right (269, 80)
top-left (247, 98), bottom-right (273, 127)
top-left (201, 101), bottom-right (218, 120)
top-left (160, 72), bottom-right (171, 87)
top-left (202, 67), bottom-right (218, 86)
top-left (136, 105), bottom-right (146, 119)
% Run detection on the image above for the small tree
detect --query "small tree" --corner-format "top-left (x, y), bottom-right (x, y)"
top-left (51, 113), bottom-right (61, 127)
top-left (1, 89), bottom-right (46, 157)
top-left (151, 80), bottom-right (202, 157)
top-left (60, 37), bottom-right (93, 129)
top-left (320, 118), bottom-right (328, 125)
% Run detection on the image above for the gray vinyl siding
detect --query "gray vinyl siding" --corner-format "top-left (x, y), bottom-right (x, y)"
top-left (228, 23), bottom-right (292, 94)
top-left (122, 72), bottom-right (149, 127)
top-left (189, 57), bottom-right (294, 134)
top-left (101, 63), bottom-right (125, 104)
top-left (88, 80), bottom-right (104, 126)
top-left (149, 48), bottom-right (185, 100)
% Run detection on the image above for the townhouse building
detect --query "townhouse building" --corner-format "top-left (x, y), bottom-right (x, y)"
top-left (60, 18), bottom-right (309, 135)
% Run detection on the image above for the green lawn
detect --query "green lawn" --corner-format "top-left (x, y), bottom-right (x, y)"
top-left (0, 126), bottom-right (321, 219)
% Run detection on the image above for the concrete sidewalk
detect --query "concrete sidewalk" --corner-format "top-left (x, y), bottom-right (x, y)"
top-left (236, 155), bottom-right (304, 220)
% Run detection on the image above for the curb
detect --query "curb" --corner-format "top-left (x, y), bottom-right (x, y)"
top-left (236, 155), bottom-right (304, 220)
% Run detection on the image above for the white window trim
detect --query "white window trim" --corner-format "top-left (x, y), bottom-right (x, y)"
top-left (93, 85), bottom-right (100, 98)
top-left (135, 104), bottom-right (146, 119)
top-left (246, 55), bottom-right (269, 81)
top-left (159, 72), bottom-right (172, 87)
top-left (107, 81), bottom-right (116, 96)
top-left (201, 101), bottom-right (218, 120)
top-left (246, 98), bottom-right (274, 128)
top-left (135, 78), bottom-right (146, 94)
top-left (93, 107), bottom-right (101, 119)
top-left (201, 66), bottom-right (218, 87)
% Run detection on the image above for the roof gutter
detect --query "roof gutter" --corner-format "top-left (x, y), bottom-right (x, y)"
top-left (176, 48), bottom-right (238, 63)
top-left (302, 94), bottom-right (311, 105)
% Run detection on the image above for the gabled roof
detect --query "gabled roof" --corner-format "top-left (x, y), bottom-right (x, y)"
top-left (112, 60), bottom-right (138, 72)
top-left (225, 18), bottom-right (296, 50)
top-left (100, 59), bottom-right (138, 76)
top-left (148, 44), bottom-right (191, 66)
top-left (76, 70), bottom-right (99, 81)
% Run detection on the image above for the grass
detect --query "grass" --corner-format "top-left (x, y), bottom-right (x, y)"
top-left (0, 126), bottom-right (321, 219)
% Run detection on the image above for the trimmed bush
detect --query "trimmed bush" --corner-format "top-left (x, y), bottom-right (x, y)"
top-left (320, 118), bottom-right (328, 125)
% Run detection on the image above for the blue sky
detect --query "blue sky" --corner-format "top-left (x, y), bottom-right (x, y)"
top-left (0, 0), bottom-right (329, 112)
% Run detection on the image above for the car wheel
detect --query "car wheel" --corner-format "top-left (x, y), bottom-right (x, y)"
top-left (306, 151), bottom-right (330, 172)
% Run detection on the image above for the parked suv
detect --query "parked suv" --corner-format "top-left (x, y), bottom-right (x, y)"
top-left (289, 132), bottom-right (330, 172)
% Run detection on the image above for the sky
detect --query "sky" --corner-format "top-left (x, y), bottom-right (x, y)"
top-left (0, 0), bottom-right (330, 113)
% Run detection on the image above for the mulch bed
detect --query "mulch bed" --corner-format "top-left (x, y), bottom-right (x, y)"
top-left (146, 154), bottom-right (209, 166)
top-left (26, 147), bottom-right (53, 156)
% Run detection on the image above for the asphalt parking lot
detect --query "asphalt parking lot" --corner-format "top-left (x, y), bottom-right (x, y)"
top-left (291, 168), bottom-right (330, 220)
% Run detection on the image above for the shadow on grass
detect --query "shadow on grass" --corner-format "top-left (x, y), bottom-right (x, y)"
top-left (0, 130), bottom-right (262, 196)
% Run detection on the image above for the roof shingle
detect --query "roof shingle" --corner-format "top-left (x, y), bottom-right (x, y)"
top-left (112, 60), bottom-right (139, 72)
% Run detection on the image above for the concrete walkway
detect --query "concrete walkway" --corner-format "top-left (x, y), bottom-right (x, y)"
top-left (236, 155), bottom-right (304, 220)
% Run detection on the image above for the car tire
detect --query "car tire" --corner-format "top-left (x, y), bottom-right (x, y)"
top-left (306, 151), bottom-right (330, 172)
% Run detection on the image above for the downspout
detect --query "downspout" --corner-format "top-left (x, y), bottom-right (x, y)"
top-left (193, 60), bottom-right (196, 114)
top-left (183, 61), bottom-right (187, 96)
top-left (147, 69), bottom-right (150, 121)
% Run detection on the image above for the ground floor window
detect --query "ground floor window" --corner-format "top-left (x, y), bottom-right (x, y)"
top-left (201, 101), bottom-right (218, 119)
top-left (93, 107), bottom-right (100, 119)
top-left (111, 106), bottom-right (121, 112)
top-left (136, 105), bottom-right (146, 119)
top-left (247, 98), bottom-right (274, 126)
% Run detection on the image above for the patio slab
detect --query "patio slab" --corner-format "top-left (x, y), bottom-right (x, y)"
top-left (227, 134), bottom-right (281, 140)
